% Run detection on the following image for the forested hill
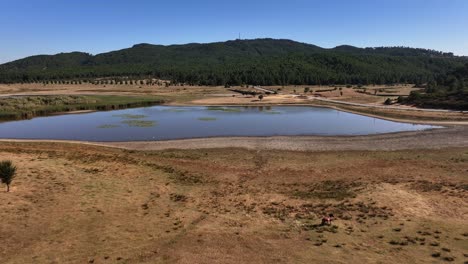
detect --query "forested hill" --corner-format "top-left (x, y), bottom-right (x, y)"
top-left (403, 63), bottom-right (468, 110)
top-left (1, 38), bottom-right (466, 85)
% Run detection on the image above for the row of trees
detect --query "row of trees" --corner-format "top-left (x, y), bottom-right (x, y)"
top-left (18, 79), bottom-right (171, 86)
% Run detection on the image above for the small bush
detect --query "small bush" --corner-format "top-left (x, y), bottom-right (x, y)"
top-left (0, 160), bottom-right (16, 192)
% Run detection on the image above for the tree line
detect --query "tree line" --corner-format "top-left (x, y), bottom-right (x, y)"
top-left (401, 63), bottom-right (468, 110)
top-left (0, 39), bottom-right (466, 86)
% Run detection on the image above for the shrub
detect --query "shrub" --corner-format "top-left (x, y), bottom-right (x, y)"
top-left (0, 160), bottom-right (16, 192)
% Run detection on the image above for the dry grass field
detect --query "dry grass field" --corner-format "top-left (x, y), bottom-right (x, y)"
top-left (0, 83), bottom-right (229, 103)
top-left (0, 83), bottom-right (419, 104)
top-left (0, 142), bottom-right (467, 263)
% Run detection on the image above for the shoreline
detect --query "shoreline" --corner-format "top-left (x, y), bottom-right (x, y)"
top-left (1, 125), bottom-right (467, 151)
top-left (166, 102), bottom-right (468, 125)
top-left (2, 102), bottom-right (467, 125)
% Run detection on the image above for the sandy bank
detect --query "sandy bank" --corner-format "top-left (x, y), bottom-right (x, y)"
top-left (1, 126), bottom-right (467, 151)
top-left (100, 126), bottom-right (468, 151)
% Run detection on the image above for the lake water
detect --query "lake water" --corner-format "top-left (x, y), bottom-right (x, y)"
top-left (0, 106), bottom-right (439, 141)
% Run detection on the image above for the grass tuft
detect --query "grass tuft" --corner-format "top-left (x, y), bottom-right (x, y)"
top-left (112, 114), bottom-right (147, 119)
top-left (121, 120), bottom-right (156, 127)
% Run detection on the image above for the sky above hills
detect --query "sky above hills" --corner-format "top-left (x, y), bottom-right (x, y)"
top-left (1, 0), bottom-right (467, 63)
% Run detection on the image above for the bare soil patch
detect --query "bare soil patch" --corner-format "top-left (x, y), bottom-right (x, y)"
top-left (95, 125), bottom-right (468, 151)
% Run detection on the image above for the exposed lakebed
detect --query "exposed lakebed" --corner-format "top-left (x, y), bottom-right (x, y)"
top-left (0, 106), bottom-right (440, 141)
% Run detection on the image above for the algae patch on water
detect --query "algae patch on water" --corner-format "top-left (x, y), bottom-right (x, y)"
top-left (198, 117), bottom-right (217, 121)
top-left (113, 114), bottom-right (148, 119)
top-left (114, 114), bottom-right (154, 127)
top-left (97, 124), bottom-right (120, 129)
top-left (121, 120), bottom-right (156, 127)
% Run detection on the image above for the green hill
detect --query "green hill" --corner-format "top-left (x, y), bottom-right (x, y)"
top-left (1, 38), bottom-right (466, 85)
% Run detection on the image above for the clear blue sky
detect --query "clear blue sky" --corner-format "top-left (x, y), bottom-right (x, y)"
top-left (1, 0), bottom-right (467, 63)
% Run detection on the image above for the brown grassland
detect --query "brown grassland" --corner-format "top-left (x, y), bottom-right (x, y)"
top-left (0, 142), bottom-right (467, 263)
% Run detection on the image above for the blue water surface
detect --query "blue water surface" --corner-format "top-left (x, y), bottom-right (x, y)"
top-left (0, 106), bottom-right (439, 141)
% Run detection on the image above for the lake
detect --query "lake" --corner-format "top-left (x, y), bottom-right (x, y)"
top-left (0, 106), bottom-right (439, 141)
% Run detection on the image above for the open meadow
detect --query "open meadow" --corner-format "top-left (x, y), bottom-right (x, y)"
top-left (0, 142), bottom-right (467, 263)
